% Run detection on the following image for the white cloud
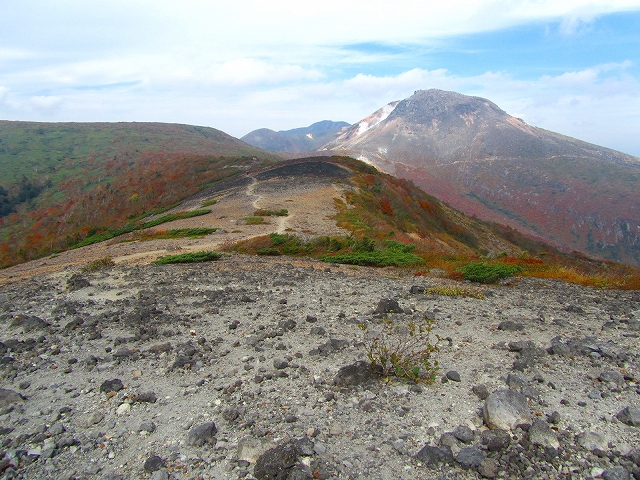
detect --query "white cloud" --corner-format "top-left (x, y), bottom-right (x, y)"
top-left (29, 95), bottom-right (63, 113)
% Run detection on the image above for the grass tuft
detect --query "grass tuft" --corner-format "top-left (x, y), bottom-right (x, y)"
top-left (153, 251), bottom-right (222, 264)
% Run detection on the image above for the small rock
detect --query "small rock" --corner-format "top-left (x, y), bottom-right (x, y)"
top-left (616, 406), bottom-right (640, 427)
top-left (528, 420), bottom-right (559, 449)
top-left (452, 425), bottom-right (474, 444)
top-left (602, 466), bottom-right (631, 480)
top-left (116, 403), bottom-right (130, 415)
top-left (273, 358), bottom-right (289, 370)
top-left (456, 446), bottom-right (486, 468)
top-left (143, 455), bottom-right (165, 473)
top-left (0, 388), bottom-right (24, 407)
top-left (498, 321), bottom-right (524, 331)
top-left (374, 298), bottom-right (403, 314)
top-left (600, 371), bottom-right (625, 386)
top-left (254, 441), bottom-right (300, 480)
top-left (99, 379), bottom-right (124, 394)
top-left (472, 384), bottom-right (490, 400)
top-left (481, 429), bottom-right (511, 451)
top-left (483, 389), bottom-right (531, 430)
top-left (577, 431), bottom-right (608, 451)
top-left (415, 445), bottom-right (454, 464)
top-left (150, 469), bottom-right (169, 480)
top-left (446, 370), bottom-right (461, 382)
top-left (478, 458), bottom-right (498, 478)
top-left (186, 422), bottom-right (217, 447)
top-left (84, 411), bottom-right (104, 427)
top-left (333, 361), bottom-right (375, 386)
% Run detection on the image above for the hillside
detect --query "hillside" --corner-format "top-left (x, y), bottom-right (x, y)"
top-left (0, 121), bottom-right (281, 267)
top-left (242, 121), bottom-right (350, 153)
top-left (321, 90), bottom-right (640, 267)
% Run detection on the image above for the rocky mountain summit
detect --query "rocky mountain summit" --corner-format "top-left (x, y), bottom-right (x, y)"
top-left (321, 89), bottom-right (640, 267)
top-left (1, 255), bottom-right (639, 479)
top-left (242, 122), bottom-right (350, 153)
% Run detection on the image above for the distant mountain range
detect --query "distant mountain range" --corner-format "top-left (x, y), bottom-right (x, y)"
top-left (242, 120), bottom-right (349, 153)
top-left (245, 89), bottom-right (640, 266)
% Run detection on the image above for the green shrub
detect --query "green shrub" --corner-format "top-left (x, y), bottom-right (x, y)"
top-left (269, 232), bottom-right (288, 246)
top-left (383, 240), bottom-right (416, 253)
top-left (352, 236), bottom-right (375, 252)
top-left (359, 315), bottom-right (440, 383)
top-left (81, 256), bottom-right (116, 272)
top-left (243, 216), bottom-right (269, 225)
top-left (425, 285), bottom-right (485, 299)
top-left (320, 249), bottom-right (423, 267)
top-left (257, 248), bottom-right (281, 256)
top-left (201, 199), bottom-right (217, 207)
top-left (254, 208), bottom-right (288, 217)
top-left (140, 209), bottom-right (211, 229)
top-left (458, 262), bottom-right (523, 283)
top-left (153, 251), bottom-right (222, 264)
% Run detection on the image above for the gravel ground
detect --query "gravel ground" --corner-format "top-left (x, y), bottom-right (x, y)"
top-left (1, 254), bottom-right (639, 479)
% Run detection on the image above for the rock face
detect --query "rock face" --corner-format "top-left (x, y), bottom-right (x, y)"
top-left (483, 389), bottom-right (532, 430)
top-left (323, 89), bottom-right (640, 266)
top-left (0, 256), bottom-right (639, 479)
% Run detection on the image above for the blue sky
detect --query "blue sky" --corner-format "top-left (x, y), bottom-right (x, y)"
top-left (1, 0), bottom-right (639, 156)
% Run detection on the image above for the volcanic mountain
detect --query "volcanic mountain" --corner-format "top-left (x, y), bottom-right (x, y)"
top-left (242, 120), bottom-right (350, 153)
top-left (322, 89), bottom-right (640, 266)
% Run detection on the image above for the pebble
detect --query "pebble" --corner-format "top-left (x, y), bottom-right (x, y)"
top-left (483, 389), bottom-right (531, 430)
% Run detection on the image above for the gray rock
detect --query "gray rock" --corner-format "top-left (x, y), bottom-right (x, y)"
top-left (254, 441), bottom-right (299, 479)
top-left (602, 466), bottom-right (631, 480)
top-left (452, 425), bottom-right (474, 444)
top-left (273, 358), bottom-right (289, 369)
top-left (528, 420), bottom-right (559, 449)
top-left (67, 274), bottom-right (91, 291)
top-left (186, 421), bottom-right (217, 447)
top-left (498, 321), bottom-right (524, 331)
top-left (333, 361), bottom-right (375, 386)
top-left (143, 455), bottom-right (165, 472)
top-left (616, 406), bottom-right (640, 426)
top-left (150, 469), bottom-right (169, 480)
top-left (577, 431), bottom-right (607, 451)
top-left (481, 429), bottom-right (511, 451)
top-left (83, 411), bottom-right (104, 427)
top-left (446, 370), bottom-right (461, 382)
top-left (0, 388), bottom-right (24, 408)
top-left (456, 446), bottom-right (486, 468)
top-left (99, 379), bottom-right (123, 394)
top-left (374, 298), bottom-right (403, 314)
top-left (506, 373), bottom-right (527, 389)
top-left (415, 445), bottom-right (454, 464)
top-left (138, 422), bottom-right (156, 433)
top-left (600, 371), bottom-right (625, 386)
top-left (483, 389), bottom-right (532, 430)
top-left (472, 384), bottom-right (490, 400)
top-left (478, 458), bottom-right (498, 478)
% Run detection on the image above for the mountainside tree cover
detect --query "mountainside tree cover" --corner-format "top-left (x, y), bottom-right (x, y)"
top-left (0, 121), bottom-right (278, 267)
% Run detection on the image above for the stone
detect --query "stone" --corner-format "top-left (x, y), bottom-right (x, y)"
top-left (238, 437), bottom-right (275, 464)
top-left (143, 455), bottom-right (165, 473)
top-left (84, 411), bottom-right (104, 427)
top-left (333, 361), bottom-right (375, 386)
top-left (456, 446), bottom-right (487, 468)
top-left (116, 403), bottom-right (130, 415)
top-left (602, 466), bottom-right (631, 480)
top-left (478, 458), bottom-right (499, 478)
top-left (506, 373), bottom-right (527, 389)
top-left (577, 431), bottom-right (607, 451)
top-left (415, 445), bottom-right (454, 464)
top-left (472, 384), bottom-right (490, 400)
top-left (483, 389), bottom-right (531, 430)
top-left (99, 379), bottom-right (124, 394)
top-left (273, 358), bottom-right (289, 369)
top-left (254, 441), bottom-right (299, 480)
top-left (150, 470), bottom-right (169, 480)
top-left (528, 420), bottom-right (559, 449)
top-left (186, 422), bottom-right (217, 447)
top-left (0, 388), bottom-right (24, 408)
top-left (452, 425), bottom-right (474, 444)
top-left (616, 407), bottom-right (640, 427)
top-left (481, 429), bottom-right (511, 451)
top-left (374, 298), bottom-right (403, 314)
top-left (498, 320), bottom-right (524, 331)
top-left (600, 371), bottom-right (625, 386)
top-left (446, 370), bottom-right (461, 382)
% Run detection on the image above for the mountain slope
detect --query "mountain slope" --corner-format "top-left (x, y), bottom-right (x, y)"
top-left (0, 121), bottom-right (281, 267)
top-left (322, 89), bottom-right (640, 266)
top-left (242, 120), bottom-right (349, 153)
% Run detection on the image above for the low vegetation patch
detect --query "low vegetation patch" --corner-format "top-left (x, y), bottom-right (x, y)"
top-left (133, 228), bottom-right (216, 241)
top-left (81, 256), bottom-right (116, 272)
top-left (254, 208), bottom-right (288, 217)
top-left (201, 199), bottom-right (217, 207)
top-left (359, 316), bottom-right (440, 383)
top-left (139, 209), bottom-right (211, 229)
top-left (458, 262), bottom-right (523, 283)
top-left (153, 251), bottom-right (222, 264)
top-left (425, 285), bottom-right (486, 299)
top-left (243, 216), bottom-right (269, 225)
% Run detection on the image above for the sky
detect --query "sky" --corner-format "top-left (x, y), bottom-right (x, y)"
top-left (1, 0), bottom-right (639, 156)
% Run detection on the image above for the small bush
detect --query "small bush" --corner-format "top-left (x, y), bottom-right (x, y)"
top-left (254, 208), bottom-right (288, 217)
top-left (425, 285), bottom-right (485, 299)
top-left (81, 256), bottom-right (116, 272)
top-left (458, 262), bottom-right (523, 283)
top-left (153, 251), bottom-right (222, 264)
top-left (359, 315), bottom-right (440, 383)
top-left (320, 249), bottom-right (423, 267)
top-left (243, 216), bottom-right (269, 225)
top-left (201, 199), bottom-right (217, 207)
top-left (383, 240), bottom-right (416, 253)
top-left (257, 248), bottom-right (281, 256)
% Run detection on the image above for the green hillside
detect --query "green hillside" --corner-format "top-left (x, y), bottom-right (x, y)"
top-left (0, 121), bottom-right (280, 267)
